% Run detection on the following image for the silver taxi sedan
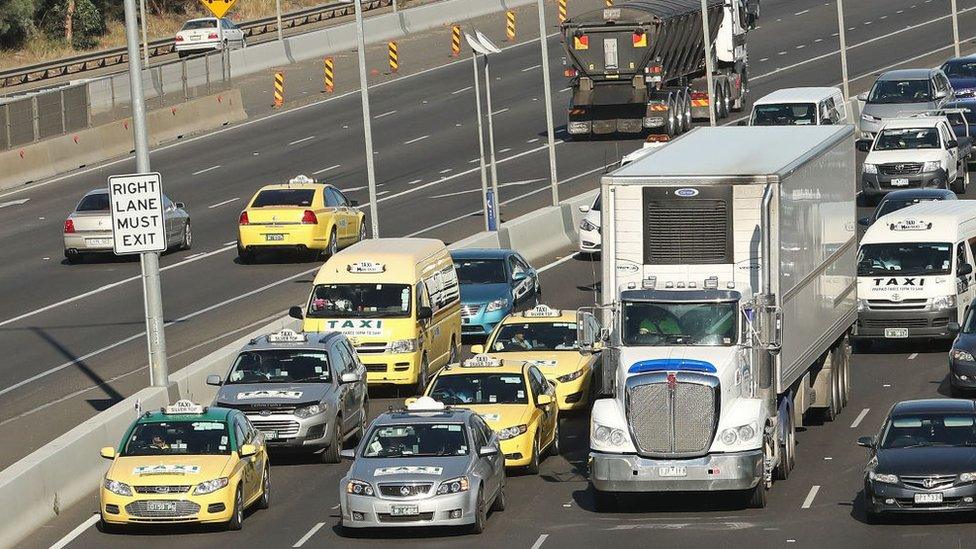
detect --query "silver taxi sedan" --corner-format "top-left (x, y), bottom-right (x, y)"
top-left (338, 397), bottom-right (505, 534)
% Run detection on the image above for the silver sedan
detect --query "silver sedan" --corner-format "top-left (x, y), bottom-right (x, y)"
top-left (62, 188), bottom-right (191, 264)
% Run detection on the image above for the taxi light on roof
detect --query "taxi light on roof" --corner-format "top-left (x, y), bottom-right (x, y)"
top-left (889, 219), bottom-right (932, 231)
top-left (524, 304), bottom-right (560, 317)
top-left (289, 174), bottom-right (315, 185)
top-left (406, 396), bottom-right (446, 411)
top-left (165, 399), bottom-right (204, 415)
top-left (347, 261), bottom-right (386, 273)
top-left (266, 329), bottom-right (307, 343)
top-left (463, 354), bottom-right (504, 368)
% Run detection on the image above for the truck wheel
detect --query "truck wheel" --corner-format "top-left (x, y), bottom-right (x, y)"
top-left (416, 354), bottom-right (429, 393)
top-left (722, 82), bottom-right (733, 118)
top-left (775, 413), bottom-right (795, 481)
top-left (823, 366), bottom-right (839, 422)
top-left (591, 485), bottom-right (617, 512)
top-left (681, 93), bottom-right (693, 132)
top-left (747, 480), bottom-right (767, 508)
top-left (840, 342), bottom-right (852, 408)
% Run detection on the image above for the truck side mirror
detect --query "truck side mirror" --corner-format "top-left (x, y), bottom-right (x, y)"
top-left (947, 139), bottom-right (959, 149)
top-left (576, 309), bottom-right (600, 353)
top-left (417, 306), bottom-right (433, 321)
top-left (288, 306), bottom-right (304, 320)
top-left (960, 263), bottom-right (973, 277)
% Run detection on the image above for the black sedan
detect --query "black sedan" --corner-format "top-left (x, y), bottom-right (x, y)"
top-left (858, 399), bottom-right (976, 523)
top-left (950, 306), bottom-right (976, 395)
top-left (858, 188), bottom-right (957, 227)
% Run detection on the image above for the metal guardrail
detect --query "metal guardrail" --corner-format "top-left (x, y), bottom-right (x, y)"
top-left (0, 0), bottom-right (391, 89)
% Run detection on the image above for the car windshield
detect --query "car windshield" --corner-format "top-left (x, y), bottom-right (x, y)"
top-left (489, 322), bottom-right (578, 352)
top-left (181, 20), bottom-right (217, 30)
top-left (963, 308), bottom-right (976, 334)
top-left (226, 350), bottom-right (331, 384)
top-left (944, 61), bottom-right (976, 79)
top-left (428, 373), bottom-right (528, 405)
top-left (876, 197), bottom-right (942, 218)
top-left (122, 420), bottom-right (230, 456)
top-left (77, 193), bottom-right (110, 211)
top-left (857, 242), bottom-right (952, 276)
top-left (880, 413), bottom-right (976, 448)
top-left (751, 102), bottom-right (818, 126)
top-left (362, 423), bottom-right (469, 458)
top-left (592, 193), bottom-right (602, 211)
top-left (251, 189), bottom-right (315, 207)
top-left (307, 283), bottom-right (411, 318)
top-left (622, 301), bottom-right (737, 346)
top-left (873, 128), bottom-right (941, 150)
top-left (454, 259), bottom-right (507, 284)
top-left (868, 79), bottom-right (932, 104)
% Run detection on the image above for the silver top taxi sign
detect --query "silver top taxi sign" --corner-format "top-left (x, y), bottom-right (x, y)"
top-left (523, 304), bottom-right (560, 318)
top-left (462, 354), bottom-right (504, 368)
top-left (889, 219), bottom-right (933, 231)
top-left (165, 399), bottom-right (205, 415)
top-left (347, 261), bottom-right (386, 274)
top-left (266, 329), bottom-right (307, 343)
top-left (288, 175), bottom-right (315, 185)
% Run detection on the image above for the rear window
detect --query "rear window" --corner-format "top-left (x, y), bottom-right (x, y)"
top-left (252, 189), bottom-right (315, 207)
top-left (181, 20), bottom-right (217, 30)
top-left (77, 193), bottom-right (110, 211)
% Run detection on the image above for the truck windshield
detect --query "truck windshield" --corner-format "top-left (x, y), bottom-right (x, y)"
top-left (873, 128), bottom-right (940, 150)
top-left (307, 283), bottom-right (412, 318)
top-left (226, 350), bottom-right (331, 384)
top-left (857, 242), bottom-right (952, 276)
top-left (868, 79), bottom-right (932, 104)
top-left (622, 301), bottom-right (737, 346)
top-left (751, 103), bottom-right (817, 126)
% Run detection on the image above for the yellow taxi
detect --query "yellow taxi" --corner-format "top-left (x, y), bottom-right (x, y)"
top-left (237, 175), bottom-right (366, 263)
top-left (472, 305), bottom-right (598, 411)
top-left (98, 400), bottom-right (270, 531)
top-left (415, 355), bottom-right (559, 473)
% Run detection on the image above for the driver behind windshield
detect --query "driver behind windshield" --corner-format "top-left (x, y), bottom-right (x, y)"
top-left (227, 350), bottom-right (331, 384)
top-left (362, 424), bottom-right (468, 458)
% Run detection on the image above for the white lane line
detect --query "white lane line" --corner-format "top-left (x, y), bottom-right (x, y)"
top-left (288, 135), bottom-right (315, 146)
top-left (850, 408), bottom-right (870, 429)
top-left (559, 87), bottom-right (571, 93)
top-left (527, 138), bottom-right (540, 143)
top-left (407, 178), bottom-right (423, 185)
top-left (376, 191), bottom-right (390, 197)
top-left (192, 165), bottom-right (221, 175)
top-left (223, 240), bottom-right (236, 246)
top-left (795, 44), bottom-right (806, 49)
top-left (0, 198), bottom-right (30, 208)
top-left (908, 353), bottom-right (918, 360)
top-left (539, 253), bottom-right (577, 273)
top-left (778, 51), bottom-right (787, 55)
top-left (815, 38), bottom-right (823, 42)
top-left (332, 504), bottom-right (340, 510)
top-left (404, 135), bottom-right (430, 145)
top-left (801, 485), bottom-right (821, 509)
top-left (795, 9), bottom-right (809, 15)
top-left (429, 178), bottom-right (544, 199)
top-left (208, 197), bottom-right (240, 209)
top-left (439, 168), bottom-right (453, 174)
top-left (293, 522), bottom-right (326, 547)
top-left (759, 57), bottom-right (769, 62)
top-left (451, 86), bottom-right (473, 94)
top-left (374, 110), bottom-right (397, 119)
top-left (499, 147), bottom-right (512, 153)
top-left (183, 252), bottom-right (206, 260)
top-left (50, 514), bottom-right (100, 549)
top-left (522, 64), bottom-right (542, 72)
top-left (530, 534), bottom-right (550, 549)
top-left (314, 164), bottom-right (342, 175)
top-left (492, 108), bottom-right (510, 115)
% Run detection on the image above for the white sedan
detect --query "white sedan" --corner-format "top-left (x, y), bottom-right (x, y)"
top-left (174, 17), bottom-right (245, 57)
top-left (578, 192), bottom-right (601, 254)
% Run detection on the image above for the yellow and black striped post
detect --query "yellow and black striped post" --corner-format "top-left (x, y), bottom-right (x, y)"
top-left (506, 10), bottom-right (516, 41)
top-left (388, 41), bottom-right (399, 73)
top-left (604, 0), bottom-right (612, 7)
top-left (451, 25), bottom-right (461, 57)
top-left (324, 57), bottom-right (335, 93)
top-left (273, 72), bottom-right (284, 108)
top-left (558, 0), bottom-right (567, 23)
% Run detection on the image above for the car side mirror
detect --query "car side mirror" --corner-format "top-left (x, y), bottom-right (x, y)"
top-left (858, 217), bottom-right (872, 227)
top-left (100, 446), bottom-right (117, 459)
top-left (948, 139), bottom-right (959, 149)
top-left (239, 444), bottom-right (257, 457)
top-left (417, 306), bottom-right (433, 321)
top-left (936, 90), bottom-right (948, 99)
top-left (536, 394), bottom-right (554, 407)
top-left (350, 200), bottom-right (360, 207)
top-left (578, 205), bottom-right (590, 213)
top-left (288, 305), bottom-right (304, 320)
top-left (478, 445), bottom-right (499, 457)
top-left (856, 436), bottom-right (875, 449)
top-left (856, 140), bottom-right (872, 152)
top-left (175, 202), bottom-right (185, 209)
top-left (960, 263), bottom-right (973, 277)
top-left (206, 374), bottom-right (222, 386)
top-left (340, 371), bottom-right (360, 384)
top-left (470, 344), bottom-right (484, 354)
top-left (340, 448), bottom-right (356, 460)
top-left (949, 321), bottom-right (962, 334)
top-left (512, 271), bottom-right (528, 282)
top-left (857, 92), bottom-right (869, 102)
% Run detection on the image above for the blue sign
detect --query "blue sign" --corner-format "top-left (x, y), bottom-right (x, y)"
top-left (486, 189), bottom-right (498, 231)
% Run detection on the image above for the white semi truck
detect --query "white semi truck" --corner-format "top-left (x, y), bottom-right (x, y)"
top-left (579, 125), bottom-right (858, 509)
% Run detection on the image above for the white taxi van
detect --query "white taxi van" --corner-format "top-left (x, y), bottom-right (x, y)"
top-left (856, 201), bottom-right (976, 344)
top-left (291, 238), bottom-right (462, 390)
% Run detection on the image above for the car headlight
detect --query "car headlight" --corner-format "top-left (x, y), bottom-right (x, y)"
top-left (104, 478), bottom-right (132, 497)
top-left (436, 476), bottom-right (470, 495)
top-left (857, 298), bottom-right (868, 312)
top-left (194, 477), bottom-right (229, 495)
top-left (580, 219), bottom-right (598, 232)
top-left (869, 471), bottom-right (899, 484)
top-left (720, 422), bottom-right (758, 446)
top-left (959, 472), bottom-right (976, 483)
top-left (497, 424), bottom-right (528, 440)
top-left (390, 338), bottom-right (417, 354)
top-left (346, 479), bottom-right (375, 497)
top-left (485, 298), bottom-right (510, 312)
top-left (923, 160), bottom-right (942, 172)
top-left (932, 294), bottom-right (957, 311)
top-left (862, 163), bottom-right (878, 174)
top-left (294, 403), bottom-right (322, 418)
top-left (592, 422), bottom-right (628, 446)
top-left (556, 369), bottom-right (585, 383)
top-left (861, 113), bottom-right (879, 123)
top-left (952, 348), bottom-right (976, 362)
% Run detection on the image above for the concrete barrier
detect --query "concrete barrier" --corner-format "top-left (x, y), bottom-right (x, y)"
top-left (0, 89), bottom-right (246, 192)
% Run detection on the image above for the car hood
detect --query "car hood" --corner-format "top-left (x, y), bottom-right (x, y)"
top-left (213, 383), bottom-right (331, 406)
top-left (951, 79), bottom-right (976, 94)
top-left (107, 455), bottom-right (233, 484)
top-left (584, 209), bottom-right (601, 228)
top-left (863, 102), bottom-right (938, 119)
top-left (463, 404), bottom-right (533, 431)
top-left (460, 283), bottom-right (512, 305)
top-left (876, 447), bottom-right (976, 476)
top-left (866, 150), bottom-right (946, 164)
top-left (484, 351), bottom-right (590, 375)
top-left (350, 456), bottom-right (472, 484)
top-left (953, 333), bottom-right (976, 353)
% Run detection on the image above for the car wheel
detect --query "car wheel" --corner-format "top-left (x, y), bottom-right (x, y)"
top-left (548, 419), bottom-right (560, 457)
top-left (353, 398), bottom-right (368, 444)
top-left (180, 222), bottom-right (192, 250)
top-left (865, 508), bottom-right (883, 524)
top-left (257, 465), bottom-right (270, 509)
top-left (591, 485), bottom-right (617, 512)
top-left (525, 432), bottom-right (541, 474)
top-left (65, 250), bottom-right (82, 264)
top-left (321, 418), bottom-right (342, 463)
top-left (358, 222), bottom-right (367, 243)
top-left (449, 338), bottom-right (459, 364)
top-left (226, 485), bottom-right (244, 530)
top-left (747, 476), bottom-right (767, 509)
top-left (490, 482), bottom-right (506, 512)
top-left (237, 243), bottom-right (254, 264)
top-left (98, 516), bottom-right (121, 534)
top-left (328, 228), bottom-right (338, 257)
top-left (416, 354), bottom-right (429, 393)
top-left (468, 486), bottom-right (487, 534)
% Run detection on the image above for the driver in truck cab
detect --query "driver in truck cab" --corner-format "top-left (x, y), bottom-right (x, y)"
top-left (631, 306), bottom-right (682, 336)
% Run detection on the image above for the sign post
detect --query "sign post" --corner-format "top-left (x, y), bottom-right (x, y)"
top-left (108, 173), bottom-right (167, 254)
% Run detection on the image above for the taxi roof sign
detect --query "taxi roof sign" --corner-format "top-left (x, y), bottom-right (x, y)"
top-left (889, 218), bottom-right (933, 231)
top-left (165, 399), bottom-right (205, 415)
top-left (288, 174), bottom-right (315, 185)
top-left (462, 354), bottom-right (504, 368)
top-left (406, 396), bottom-right (447, 411)
top-left (347, 261), bottom-right (386, 274)
top-left (200, 0), bottom-right (237, 18)
top-left (267, 329), bottom-right (307, 343)
top-left (523, 304), bottom-right (560, 318)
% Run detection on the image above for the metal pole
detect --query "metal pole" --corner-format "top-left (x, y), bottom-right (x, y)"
top-left (951, 0), bottom-right (961, 58)
top-left (483, 55), bottom-right (501, 217)
top-left (354, 0), bottom-right (381, 238)
top-left (123, 0), bottom-right (168, 387)
top-left (393, 0), bottom-right (398, 12)
top-left (699, 0), bottom-right (716, 127)
top-left (836, 0), bottom-right (850, 100)
top-left (275, 0), bottom-right (284, 42)
top-left (536, 0), bottom-right (559, 205)
top-left (139, 0), bottom-right (149, 65)
top-left (472, 54), bottom-right (491, 231)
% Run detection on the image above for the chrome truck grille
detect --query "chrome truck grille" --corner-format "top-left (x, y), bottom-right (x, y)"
top-left (625, 372), bottom-right (719, 456)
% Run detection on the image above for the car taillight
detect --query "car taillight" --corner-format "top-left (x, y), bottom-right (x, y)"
top-left (238, 211), bottom-right (249, 225)
top-left (175, 35), bottom-right (184, 42)
top-left (64, 219), bottom-right (75, 233)
top-left (301, 210), bottom-right (318, 224)
top-left (208, 32), bottom-right (218, 39)
top-left (691, 91), bottom-right (709, 101)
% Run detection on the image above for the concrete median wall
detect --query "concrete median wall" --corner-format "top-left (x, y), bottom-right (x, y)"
top-left (0, 89), bottom-right (246, 193)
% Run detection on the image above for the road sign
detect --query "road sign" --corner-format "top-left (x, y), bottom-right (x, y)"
top-left (108, 173), bottom-right (167, 255)
top-left (200, 0), bottom-right (237, 18)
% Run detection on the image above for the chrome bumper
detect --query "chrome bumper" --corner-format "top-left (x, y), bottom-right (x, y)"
top-left (589, 450), bottom-right (763, 492)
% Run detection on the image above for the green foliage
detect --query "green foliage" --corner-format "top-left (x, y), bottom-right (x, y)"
top-left (40, 0), bottom-right (107, 49)
top-left (0, 0), bottom-right (36, 49)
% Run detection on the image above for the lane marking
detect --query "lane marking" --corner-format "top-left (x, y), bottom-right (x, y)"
top-left (451, 86), bottom-right (473, 94)
top-left (850, 408), bottom-right (870, 429)
top-left (499, 147), bottom-right (512, 153)
top-left (527, 138), bottom-right (540, 143)
top-left (314, 164), bottom-right (342, 174)
top-left (908, 353), bottom-right (918, 360)
top-left (50, 514), bottom-right (99, 549)
top-left (559, 87), bottom-right (571, 93)
top-left (439, 168), bottom-right (453, 174)
top-left (522, 64), bottom-right (541, 72)
top-left (492, 108), bottom-right (510, 115)
top-left (801, 485), bottom-right (821, 509)
top-left (407, 178), bottom-right (423, 185)
top-left (795, 9), bottom-right (809, 15)
top-left (0, 198), bottom-right (30, 208)
top-left (208, 197), bottom-right (240, 209)
top-left (288, 135), bottom-right (315, 146)
top-left (404, 135), bottom-right (430, 145)
top-left (374, 110), bottom-right (397, 119)
top-left (191, 165), bottom-right (221, 175)
top-left (539, 253), bottom-right (578, 273)
top-left (223, 240), bottom-right (236, 246)
top-left (531, 534), bottom-right (550, 549)
top-left (293, 522), bottom-right (326, 547)
top-left (429, 178), bottom-right (544, 199)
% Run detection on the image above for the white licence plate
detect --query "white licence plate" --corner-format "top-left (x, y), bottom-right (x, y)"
top-left (390, 504), bottom-right (419, 516)
top-left (658, 466), bottom-right (687, 477)
top-left (190, 35), bottom-right (201, 41)
top-left (262, 430), bottom-right (277, 440)
top-left (147, 501), bottom-right (177, 512)
top-left (885, 328), bottom-right (909, 339)
top-left (86, 238), bottom-right (112, 246)
top-left (891, 178), bottom-right (910, 186)
top-left (265, 234), bottom-right (285, 241)
top-left (914, 492), bottom-right (943, 504)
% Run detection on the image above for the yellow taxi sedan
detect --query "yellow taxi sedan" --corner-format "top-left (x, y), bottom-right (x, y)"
top-left (472, 305), bottom-right (598, 411)
top-left (417, 355), bottom-right (558, 473)
top-left (98, 400), bottom-right (270, 531)
top-left (237, 175), bottom-right (365, 263)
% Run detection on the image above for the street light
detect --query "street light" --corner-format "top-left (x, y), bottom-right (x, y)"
top-left (535, 0), bottom-right (559, 205)
top-left (836, 0), bottom-right (850, 100)
top-left (353, 0), bottom-right (381, 238)
top-left (951, 0), bottom-right (961, 58)
top-left (466, 31), bottom-right (502, 231)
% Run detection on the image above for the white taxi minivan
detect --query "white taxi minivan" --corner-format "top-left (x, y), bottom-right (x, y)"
top-left (855, 201), bottom-right (976, 344)
top-left (291, 238), bottom-right (462, 390)
top-left (749, 87), bottom-right (849, 126)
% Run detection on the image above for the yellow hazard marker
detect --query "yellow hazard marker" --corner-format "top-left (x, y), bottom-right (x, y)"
top-left (324, 57), bottom-right (335, 93)
top-left (388, 41), bottom-right (399, 73)
top-left (605, 0), bottom-right (612, 7)
top-left (558, 0), bottom-right (567, 24)
top-left (506, 10), bottom-right (516, 41)
top-left (273, 72), bottom-right (284, 108)
top-left (451, 25), bottom-right (461, 57)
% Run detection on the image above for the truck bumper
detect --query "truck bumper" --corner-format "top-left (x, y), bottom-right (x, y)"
top-left (856, 308), bottom-right (955, 339)
top-left (588, 450), bottom-right (763, 492)
top-left (860, 169), bottom-right (948, 197)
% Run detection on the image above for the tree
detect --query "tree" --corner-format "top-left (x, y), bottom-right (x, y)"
top-left (0, 0), bottom-right (35, 49)
top-left (40, 0), bottom-right (106, 49)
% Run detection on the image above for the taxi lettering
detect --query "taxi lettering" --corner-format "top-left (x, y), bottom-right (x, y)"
top-left (872, 277), bottom-right (926, 287)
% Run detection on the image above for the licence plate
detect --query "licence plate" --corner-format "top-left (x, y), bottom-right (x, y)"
top-left (914, 492), bottom-right (943, 504)
top-left (262, 430), bottom-right (277, 440)
top-left (658, 466), bottom-right (687, 477)
top-left (390, 504), bottom-right (419, 516)
top-left (891, 178), bottom-right (910, 186)
top-left (190, 35), bottom-right (201, 41)
top-left (86, 238), bottom-right (112, 246)
top-left (146, 501), bottom-right (177, 512)
top-left (885, 328), bottom-right (909, 339)
top-left (265, 234), bottom-right (285, 241)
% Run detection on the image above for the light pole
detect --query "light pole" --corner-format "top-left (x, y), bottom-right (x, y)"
top-left (536, 0), bottom-right (559, 205)
top-left (475, 31), bottom-right (502, 223)
top-left (275, 0), bottom-right (284, 41)
top-left (139, 0), bottom-right (149, 64)
top-left (836, 0), bottom-right (850, 100)
top-left (123, 0), bottom-right (168, 387)
top-left (354, 0), bottom-right (381, 237)
top-left (699, 0), bottom-right (716, 127)
top-left (466, 32), bottom-right (502, 230)
top-left (951, 0), bottom-right (961, 58)
top-left (467, 47), bottom-right (491, 231)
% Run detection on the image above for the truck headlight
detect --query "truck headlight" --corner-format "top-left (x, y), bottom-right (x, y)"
top-left (952, 348), bottom-right (976, 362)
top-left (485, 298), bottom-right (510, 312)
top-left (580, 219), bottom-right (598, 232)
top-left (294, 404), bottom-right (322, 418)
top-left (436, 476), bottom-right (470, 495)
top-left (390, 338), bottom-right (417, 353)
top-left (720, 422), bottom-right (758, 446)
top-left (923, 160), bottom-right (942, 172)
top-left (862, 163), bottom-right (878, 174)
top-left (346, 479), bottom-right (375, 496)
top-left (592, 422), bottom-right (628, 446)
top-left (857, 298), bottom-right (868, 312)
top-left (104, 478), bottom-right (132, 497)
top-left (194, 477), bottom-right (229, 495)
top-left (932, 295), bottom-right (957, 311)
top-left (556, 369), bottom-right (585, 383)
top-left (869, 471), bottom-right (898, 484)
top-left (497, 424), bottom-right (528, 440)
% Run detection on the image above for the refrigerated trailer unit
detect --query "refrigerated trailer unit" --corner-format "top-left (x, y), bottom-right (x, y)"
top-left (580, 125), bottom-right (857, 509)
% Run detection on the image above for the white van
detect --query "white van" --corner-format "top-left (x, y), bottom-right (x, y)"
top-left (749, 87), bottom-right (849, 126)
top-left (856, 201), bottom-right (976, 343)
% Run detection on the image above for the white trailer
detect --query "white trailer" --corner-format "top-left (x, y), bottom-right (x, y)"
top-left (580, 125), bottom-right (857, 509)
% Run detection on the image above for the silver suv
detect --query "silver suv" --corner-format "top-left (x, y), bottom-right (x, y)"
top-left (859, 68), bottom-right (955, 139)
